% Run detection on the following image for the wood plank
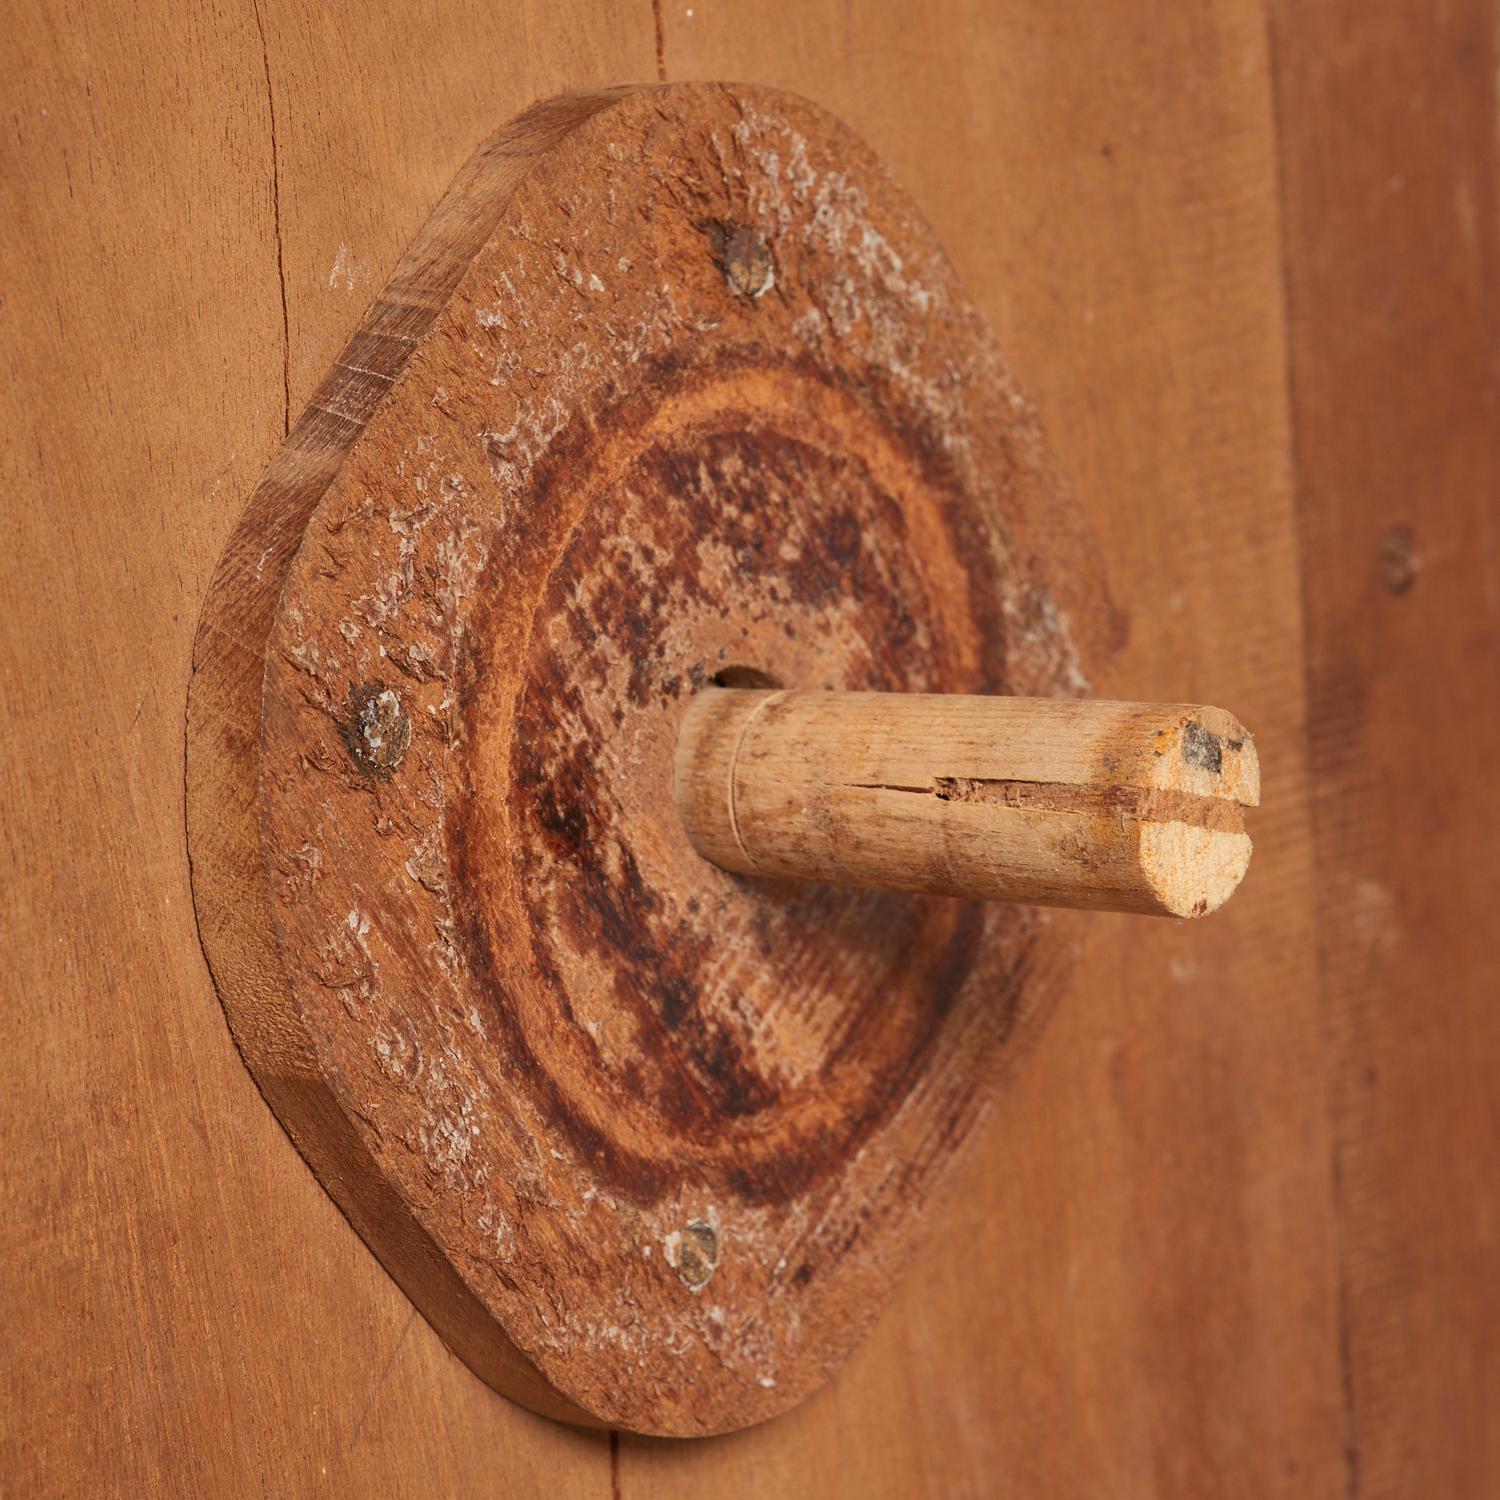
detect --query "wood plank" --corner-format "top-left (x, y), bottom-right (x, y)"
top-left (1268, 2), bottom-right (1500, 1492)
top-left (10, 0), bottom-right (1493, 1492)
top-left (0, 2), bottom-right (648, 1494)
top-left (626, 2), bottom-right (1348, 1494)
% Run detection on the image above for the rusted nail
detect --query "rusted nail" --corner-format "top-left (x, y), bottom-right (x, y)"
top-left (344, 682), bottom-right (411, 775)
top-left (668, 1220), bottom-right (719, 1290)
top-left (710, 222), bottom-right (775, 300)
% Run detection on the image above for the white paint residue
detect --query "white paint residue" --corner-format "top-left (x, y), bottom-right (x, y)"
top-left (327, 242), bottom-right (367, 294)
top-left (1350, 878), bottom-right (1401, 959)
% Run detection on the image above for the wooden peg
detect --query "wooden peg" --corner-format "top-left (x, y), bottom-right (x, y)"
top-left (675, 690), bottom-right (1260, 917)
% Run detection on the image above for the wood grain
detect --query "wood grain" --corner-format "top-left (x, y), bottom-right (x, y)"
top-left (1269, 1), bottom-right (1500, 1491)
top-left (0, 3), bottom-right (646, 1495)
top-left (676, 690), bottom-right (1259, 915)
top-left (3, 0), bottom-right (1495, 1493)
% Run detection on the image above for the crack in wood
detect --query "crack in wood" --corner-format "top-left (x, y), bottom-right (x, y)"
top-left (850, 776), bottom-right (1249, 834)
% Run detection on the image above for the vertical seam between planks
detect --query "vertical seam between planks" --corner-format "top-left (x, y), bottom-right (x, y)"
top-left (251, 0), bottom-right (292, 435)
top-left (1261, 3), bottom-right (1361, 1494)
top-left (650, 0), bottom-right (667, 82)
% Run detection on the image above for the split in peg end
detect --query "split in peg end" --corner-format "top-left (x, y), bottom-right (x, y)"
top-left (674, 690), bottom-right (1260, 919)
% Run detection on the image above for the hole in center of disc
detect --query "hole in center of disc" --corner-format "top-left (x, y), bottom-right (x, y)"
top-left (712, 664), bottom-right (783, 689)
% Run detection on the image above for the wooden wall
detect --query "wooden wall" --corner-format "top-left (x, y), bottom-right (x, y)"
top-left (2, 1), bottom-right (1495, 1494)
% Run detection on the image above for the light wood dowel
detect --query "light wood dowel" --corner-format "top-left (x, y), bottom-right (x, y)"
top-left (674, 690), bottom-right (1260, 917)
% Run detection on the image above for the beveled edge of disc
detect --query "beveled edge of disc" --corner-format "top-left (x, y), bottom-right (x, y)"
top-left (187, 86), bottom-right (658, 1432)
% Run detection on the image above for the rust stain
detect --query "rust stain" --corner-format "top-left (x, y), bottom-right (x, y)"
top-left (445, 341), bottom-right (1015, 1210)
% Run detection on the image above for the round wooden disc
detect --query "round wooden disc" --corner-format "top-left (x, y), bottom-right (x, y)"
top-left (188, 83), bottom-right (1114, 1435)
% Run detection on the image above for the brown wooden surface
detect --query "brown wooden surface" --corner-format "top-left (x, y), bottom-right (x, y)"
top-left (1269, 3), bottom-right (1500, 1493)
top-left (2, 0), bottom-right (1495, 1495)
top-left (188, 80), bottom-right (1115, 1435)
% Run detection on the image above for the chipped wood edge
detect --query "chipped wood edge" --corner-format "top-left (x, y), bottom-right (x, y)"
top-left (184, 86), bottom-right (663, 1428)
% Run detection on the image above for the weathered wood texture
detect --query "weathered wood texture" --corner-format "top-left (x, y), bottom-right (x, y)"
top-left (676, 691), bottom-right (1259, 915)
top-left (1, 0), bottom-right (1494, 1496)
top-left (188, 82), bottom-right (1115, 1435)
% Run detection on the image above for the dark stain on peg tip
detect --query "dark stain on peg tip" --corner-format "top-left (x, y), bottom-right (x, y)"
top-left (673, 1221), bottom-right (719, 1290)
top-left (343, 681), bottom-right (411, 776)
top-left (709, 222), bottom-right (775, 299)
top-left (1181, 721), bottom-right (1224, 775)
